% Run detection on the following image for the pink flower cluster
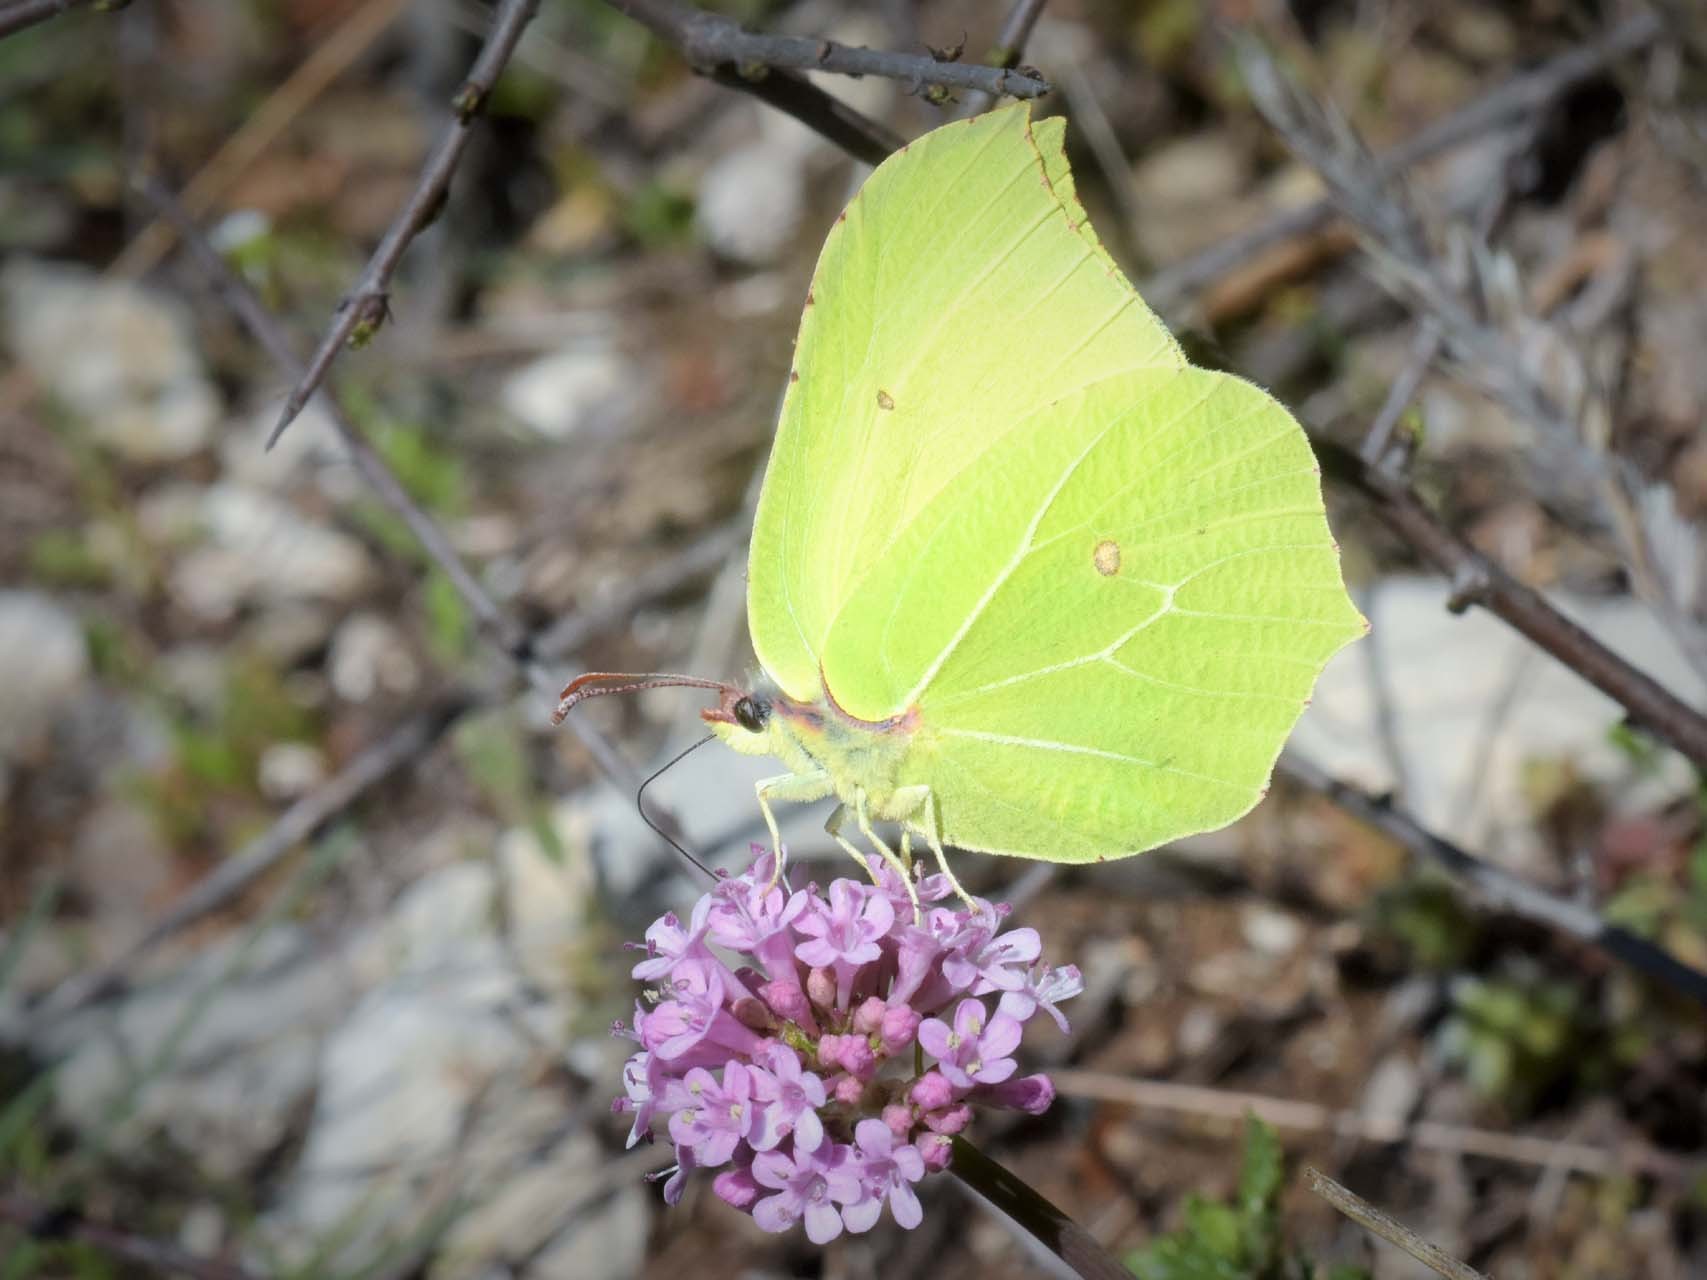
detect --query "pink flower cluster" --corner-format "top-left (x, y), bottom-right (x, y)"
top-left (614, 850), bottom-right (1082, 1242)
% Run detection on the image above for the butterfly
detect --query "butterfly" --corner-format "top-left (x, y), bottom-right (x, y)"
top-left (556, 104), bottom-right (1364, 911)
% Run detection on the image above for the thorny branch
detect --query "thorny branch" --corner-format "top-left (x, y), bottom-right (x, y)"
top-left (1280, 753), bottom-right (1707, 1007)
top-left (1145, 12), bottom-right (1664, 311)
top-left (269, 0), bottom-right (541, 448)
top-left (0, 0), bottom-right (115, 42)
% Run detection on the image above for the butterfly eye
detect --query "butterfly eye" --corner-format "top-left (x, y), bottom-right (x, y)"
top-left (733, 696), bottom-right (769, 734)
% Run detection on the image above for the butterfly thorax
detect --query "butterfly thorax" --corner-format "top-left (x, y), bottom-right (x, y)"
top-left (703, 678), bottom-right (925, 817)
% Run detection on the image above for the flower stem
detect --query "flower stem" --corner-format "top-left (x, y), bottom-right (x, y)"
top-left (948, 1137), bottom-right (1130, 1280)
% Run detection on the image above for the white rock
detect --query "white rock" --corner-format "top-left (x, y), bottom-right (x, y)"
top-left (328, 612), bottom-right (418, 703)
top-left (0, 590), bottom-right (88, 762)
top-left (697, 142), bottom-right (807, 266)
top-left (257, 741), bottom-right (327, 800)
top-left (1359, 1053), bottom-right (1423, 1125)
top-left (260, 934), bottom-right (580, 1271)
top-left (1293, 576), bottom-right (1706, 865)
top-left (171, 483), bottom-right (377, 620)
top-left (1240, 904), bottom-right (1303, 956)
top-left (71, 801), bottom-right (175, 954)
top-left (2, 258), bottom-right (220, 462)
top-left (500, 342), bottom-right (633, 440)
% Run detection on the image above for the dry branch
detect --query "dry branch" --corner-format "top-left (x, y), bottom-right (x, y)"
top-left (269, 0), bottom-right (541, 447)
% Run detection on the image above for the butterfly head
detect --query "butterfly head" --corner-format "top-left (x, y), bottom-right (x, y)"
top-left (701, 685), bottom-right (777, 757)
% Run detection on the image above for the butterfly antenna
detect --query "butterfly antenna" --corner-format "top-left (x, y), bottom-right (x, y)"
top-left (637, 734), bottom-right (719, 880)
top-left (552, 672), bottom-right (733, 725)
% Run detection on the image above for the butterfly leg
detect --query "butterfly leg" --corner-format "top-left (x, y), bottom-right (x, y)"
top-left (755, 769), bottom-right (833, 892)
top-left (824, 803), bottom-right (879, 879)
top-left (849, 791), bottom-right (922, 923)
top-left (893, 785), bottom-right (980, 916)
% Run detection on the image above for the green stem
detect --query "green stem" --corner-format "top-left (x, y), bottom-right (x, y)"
top-left (949, 1137), bottom-right (1130, 1280)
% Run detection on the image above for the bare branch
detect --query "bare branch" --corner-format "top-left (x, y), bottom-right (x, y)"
top-left (1280, 752), bottom-right (1707, 1007)
top-left (268, 0), bottom-right (541, 448)
top-left (1145, 12), bottom-right (1664, 311)
top-left (608, 0), bottom-right (1049, 101)
top-left (0, 0), bottom-right (117, 42)
top-left (1305, 1168), bottom-right (1489, 1280)
top-left (0, 1190), bottom-right (263, 1280)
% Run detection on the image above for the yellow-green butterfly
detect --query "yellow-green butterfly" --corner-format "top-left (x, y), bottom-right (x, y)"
top-left (556, 103), bottom-right (1364, 905)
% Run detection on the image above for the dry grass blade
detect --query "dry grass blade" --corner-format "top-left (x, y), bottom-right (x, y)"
top-left (1305, 1168), bottom-right (1490, 1280)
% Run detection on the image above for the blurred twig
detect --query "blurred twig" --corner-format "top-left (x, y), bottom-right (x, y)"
top-left (1145, 12), bottom-right (1664, 312)
top-left (960, 0), bottom-right (1049, 116)
top-left (0, 1191), bottom-right (261, 1280)
top-left (270, 0), bottom-right (541, 447)
top-left (1304, 1168), bottom-right (1489, 1280)
top-left (0, 0), bottom-right (114, 41)
top-left (1279, 752), bottom-right (1707, 1007)
top-left (1051, 1070), bottom-right (1690, 1179)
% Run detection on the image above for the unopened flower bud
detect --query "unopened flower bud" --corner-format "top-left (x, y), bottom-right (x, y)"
top-left (712, 1167), bottom-right (759, 1209)
top-left (759, 979), bottom-right (816, 1033)
top-left (852, 996), bottom-right (887, 1034)
top-left (977, 1073), bottom-right (1056, 1116)
top-left (880, 1005), bottom-right (922, 1054)
top-left (910, 1070), bottom-right (956, 1111)
top-left (730, 995), bottom-right (775, 1032)
top-left (920, 1133), bottom-right (954, 1172)
top-left (882, 1103), bottom-right (914, 1137)
top-left (806, 966), bottom-right (836, 1008)
top-left (923, 1103), bottom-right (973, 1134)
